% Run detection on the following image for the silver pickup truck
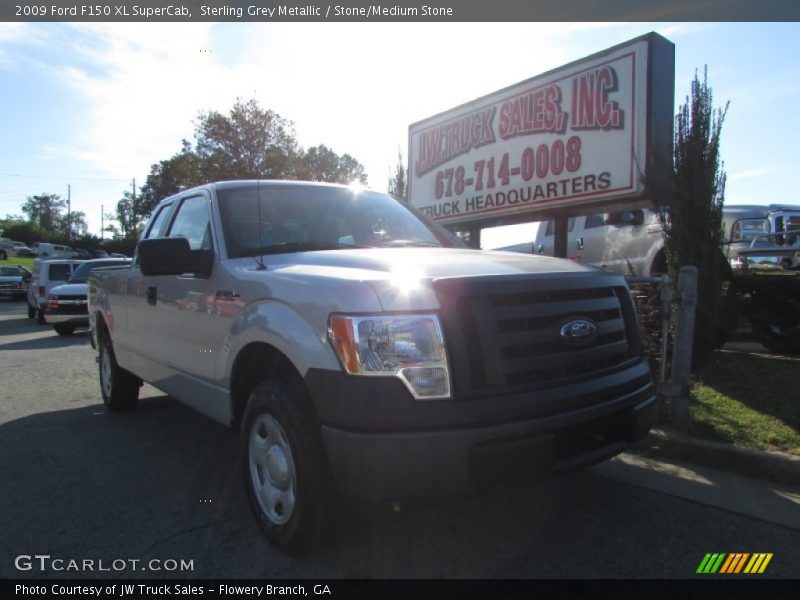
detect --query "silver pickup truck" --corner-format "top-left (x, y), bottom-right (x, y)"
top-left (88, 180), bottom-right (655, 551)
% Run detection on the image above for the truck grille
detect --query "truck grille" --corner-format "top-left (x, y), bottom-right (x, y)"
top-left (434, 273), bottom-right (641, 398)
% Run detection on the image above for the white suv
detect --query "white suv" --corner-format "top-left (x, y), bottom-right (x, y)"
top-left (27, 259), bottom-right (83, 324)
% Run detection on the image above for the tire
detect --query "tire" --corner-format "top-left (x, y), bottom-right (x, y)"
top-left (98, 333), bottom-right (139, 411)
top-left (242, 378), bottom-right (336, 553)
top-left (54, 323), bottom-right (76, 336)
top-left (751, 319), bottom-right (800, 355)
top-left (36, 308), bottom-right (46, 325)
top-left (27, 304), bottom-right (36, 319)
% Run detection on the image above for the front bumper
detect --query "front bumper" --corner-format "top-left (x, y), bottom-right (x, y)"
top-left (46, 311), bottom-right (89, 325)
top-left (308, 363), bottom-right (656, 500)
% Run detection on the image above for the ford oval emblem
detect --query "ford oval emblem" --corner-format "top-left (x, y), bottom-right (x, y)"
top-left (559, 318), bottom-right (598, 346)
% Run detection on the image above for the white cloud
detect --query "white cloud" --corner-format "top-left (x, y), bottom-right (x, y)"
top-left (36, 22), bottom-right (609, 187)
top-left (13, 21), bottom-right (678, 232)
top-left (729, 168), bottom-right (772, 182)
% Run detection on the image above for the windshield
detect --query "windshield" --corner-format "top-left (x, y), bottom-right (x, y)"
top-left (0, 267), bottom-right (22, 276)
top-left (68, 260), bottom-right (130, 283)
top-left (217, 183), bottom-right (460, 258)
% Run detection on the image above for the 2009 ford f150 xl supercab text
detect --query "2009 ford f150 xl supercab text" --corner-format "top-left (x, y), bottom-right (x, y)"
top-left (88, 180), bottom-right (656, 551)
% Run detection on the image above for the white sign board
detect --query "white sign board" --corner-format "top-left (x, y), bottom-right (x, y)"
top-left (408, 35), bottom-right (670, 226)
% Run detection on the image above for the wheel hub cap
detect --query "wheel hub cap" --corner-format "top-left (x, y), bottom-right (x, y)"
top-left (248, 413), bottom-right (296, 525)
top-left (265, 445), bottom-right (290, 488)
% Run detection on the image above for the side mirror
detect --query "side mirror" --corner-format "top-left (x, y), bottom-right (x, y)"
top-left (605, 210), bottom-right (644, 226)
top-left (137, 237), bottom-right (213, 277)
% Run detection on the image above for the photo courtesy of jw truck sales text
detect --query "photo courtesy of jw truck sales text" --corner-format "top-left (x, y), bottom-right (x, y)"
top-left (408, 33), bottom-right (674, 226)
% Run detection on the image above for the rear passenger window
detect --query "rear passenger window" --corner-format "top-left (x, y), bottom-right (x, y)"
top-left (48, 264), bottom-right (72, 281)
top-left (167, 196), bottom-right (212, 250)
top-left (544, 218), bottom-right (576, 236)
top-left (584, 214), bottom-right (605, 229)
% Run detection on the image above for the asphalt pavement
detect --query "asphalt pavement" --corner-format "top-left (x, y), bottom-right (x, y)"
top-left (1, 297), bottom-right (798, 579)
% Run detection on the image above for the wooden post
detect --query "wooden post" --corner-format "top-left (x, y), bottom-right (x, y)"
top-left (669, 265), bottom-right (698, 424)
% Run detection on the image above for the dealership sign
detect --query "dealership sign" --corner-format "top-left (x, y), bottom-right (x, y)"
top-left (408, 33), bottom-right (674, 226)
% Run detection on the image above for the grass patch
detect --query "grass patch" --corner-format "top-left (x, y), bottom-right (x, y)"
top-left (9, 256), bottom-right (35, 270)
top-left (683, 349), bottom-right (800, 455)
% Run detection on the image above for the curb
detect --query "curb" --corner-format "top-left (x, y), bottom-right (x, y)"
top-left (632, 427), bottom-right (800, 488)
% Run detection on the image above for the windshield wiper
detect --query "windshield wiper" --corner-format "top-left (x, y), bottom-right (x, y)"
top-left (240, 242), bottom-right (370, 257)
top-left (381, 240), bottom-right (441, 248)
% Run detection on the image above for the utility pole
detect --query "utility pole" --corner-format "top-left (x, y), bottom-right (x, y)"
top-left (101, 204), bottom-right (104, 240)
top-left (132, 178), bottom-right (136, 237)
top-left (67, 184), bottom-right (71, 241)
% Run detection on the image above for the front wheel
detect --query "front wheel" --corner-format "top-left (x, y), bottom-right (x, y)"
top-left (99, 334), bottom-right (139, 411)
top-left (242, 378), bottom-right (336, 553)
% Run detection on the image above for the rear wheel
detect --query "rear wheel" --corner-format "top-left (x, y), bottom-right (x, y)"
top-left (54, 323), bottom-right (77, 336)
top-left (242, 378), bottom-right (336, 553)
top-left (751, 318), bottom-right (800, 355)
top-left (98, 333), bottom-right (139, 411)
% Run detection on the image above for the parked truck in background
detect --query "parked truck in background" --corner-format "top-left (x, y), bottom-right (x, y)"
top-left (500, 203), bottom-right (800, 353)
top-left (88, 180), bottom-right (656, 551)
top-left (518, 209), bottom-right (667, 276)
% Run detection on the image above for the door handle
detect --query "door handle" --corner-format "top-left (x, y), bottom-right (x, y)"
top-left (577, 236), bottom-right (584, 250)
top-left (146, 285), bottom-right (157, 306)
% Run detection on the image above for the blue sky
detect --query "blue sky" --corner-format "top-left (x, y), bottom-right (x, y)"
top-left (0, 21), bottom-right (798, 245)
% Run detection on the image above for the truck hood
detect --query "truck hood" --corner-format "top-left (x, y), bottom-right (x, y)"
top-left (265, 247), bottom-right (608, 311)
top-left (270, 247), bottom-right (598, 279)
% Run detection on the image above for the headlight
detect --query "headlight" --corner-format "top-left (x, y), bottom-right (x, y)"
top-left (731, 218), bottom-right (768, 242)
top-left (328, 314), bottom-right (451, 400)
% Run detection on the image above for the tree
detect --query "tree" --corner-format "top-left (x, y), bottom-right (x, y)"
top-left (115, 191), bottom-right (144, 239)
top-left (195, 98), bottom-right (301, 181)
top-left (387, 148), bottom-right (408, 201)
top-left (139, 140), bottom-right (203, 217)
top-left (132, 97), bottom-right (369, 235)
top-left (0, 218), bottom-right (43, 246)
top-left (298, 144), bottom-right (367, 184)
top-left (651, 67), bottom-right (729, 367)
top-left (64, 211), bottom-right (89, 237)
top-left (21, 193), bottom-right (65, 231)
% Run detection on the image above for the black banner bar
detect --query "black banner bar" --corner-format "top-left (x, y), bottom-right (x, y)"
top-left (2, 579), bottom-right (796, 600)
top-left (3, 0), bottom-right (800, 22)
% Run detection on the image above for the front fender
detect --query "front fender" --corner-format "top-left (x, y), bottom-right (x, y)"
top-left (219, 299), bottom-right (342, 389)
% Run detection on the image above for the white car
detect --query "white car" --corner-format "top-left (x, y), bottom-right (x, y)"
top-left (0, 238), bottom-right (16, 260)
top-left (33, 242), bottom-right (78, 258)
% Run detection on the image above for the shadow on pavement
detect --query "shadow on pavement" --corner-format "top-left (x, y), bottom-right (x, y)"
top-left (1, 394), bottom-right (799, 579)
top-left (0, 330), bottom-right (90, 351)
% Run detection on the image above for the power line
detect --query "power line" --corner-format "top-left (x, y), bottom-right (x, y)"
top-left (0, 171), bottom-right (132, 182)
